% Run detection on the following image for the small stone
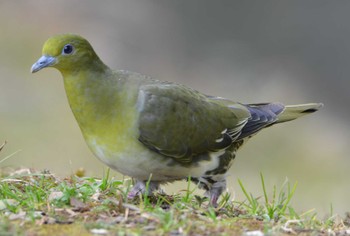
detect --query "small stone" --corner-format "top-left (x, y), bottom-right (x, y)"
top-left (48, 191), bottom-right (64, 201)
top-left (244, 230), bottom-right (264, 236)
top-left (90, 228), bottom-right (109, 235)
top-left (8, 211), bottom-right (26, 221)
top-left (0, 199), bottom-right (18, 210)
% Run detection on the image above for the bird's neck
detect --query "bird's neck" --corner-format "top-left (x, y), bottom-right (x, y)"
top-left (62, 68), bottom-right (139, 140)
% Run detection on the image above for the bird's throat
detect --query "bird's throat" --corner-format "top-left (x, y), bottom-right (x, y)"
top-left (62, 70), bottom-right (140, 147)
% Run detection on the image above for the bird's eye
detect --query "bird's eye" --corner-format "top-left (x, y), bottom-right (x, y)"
top-left (62, 44), bottom-right (74, 54)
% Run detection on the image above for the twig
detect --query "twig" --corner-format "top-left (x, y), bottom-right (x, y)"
top-left (0, 141), bottom-right (6, 152)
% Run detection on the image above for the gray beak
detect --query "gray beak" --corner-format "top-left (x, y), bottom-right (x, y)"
top-left (31, 55), bottom-right (56, 73)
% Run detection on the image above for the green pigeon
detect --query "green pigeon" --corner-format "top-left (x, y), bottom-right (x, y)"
top-left (31, 34), bottom-right (322, 205)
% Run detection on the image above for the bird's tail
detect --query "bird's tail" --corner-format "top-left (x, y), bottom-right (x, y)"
top-left (237, 102), bottom-right (322, 140)
top-left (276, 103), bottom-right (323, 124)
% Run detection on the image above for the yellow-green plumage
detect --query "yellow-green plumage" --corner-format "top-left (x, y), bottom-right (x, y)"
top-left (31, 34), bottom-right (322, 205)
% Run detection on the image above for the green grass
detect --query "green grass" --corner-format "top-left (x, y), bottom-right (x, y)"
top-left (237, 173), bottom-right (298, 221)
top-left (0, 167), bottom-right (349, 235)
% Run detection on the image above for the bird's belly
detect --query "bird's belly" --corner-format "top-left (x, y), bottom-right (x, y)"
top-left (86, 136), bottom-right (224, 181)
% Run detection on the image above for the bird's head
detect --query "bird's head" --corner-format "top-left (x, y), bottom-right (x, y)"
top-left (31, 34), bottom-right (102, 74)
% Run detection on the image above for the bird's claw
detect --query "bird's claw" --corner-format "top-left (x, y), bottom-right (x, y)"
top-left (127, 180), bottom-right (161, 199)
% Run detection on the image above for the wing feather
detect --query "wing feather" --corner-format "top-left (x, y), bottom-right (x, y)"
top-left (137, 83), bottom-right (250, 164)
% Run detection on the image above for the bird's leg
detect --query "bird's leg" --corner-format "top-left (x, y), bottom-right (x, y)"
top-left (127, 180), bottom-right (161, 199)
top-left (205, 179), bottom-right (227, 207)
top-left (192, 176), bottom-right (227, 207)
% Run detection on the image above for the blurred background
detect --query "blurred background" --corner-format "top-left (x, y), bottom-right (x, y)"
top-left (0, 1), bottom-right (348, 217)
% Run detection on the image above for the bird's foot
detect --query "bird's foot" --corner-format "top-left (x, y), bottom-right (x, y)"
top-left (204, 179), bottom-right (227, 207)
top-left (204, 190), bottom-right (219, 207)
top-left (127, 180), bottom-right (161, 199)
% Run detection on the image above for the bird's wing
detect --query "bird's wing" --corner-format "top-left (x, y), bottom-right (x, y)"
top-left (238, 103), bottom-right (285, 139)
top-left (136, 83), bottom-right (250, 164)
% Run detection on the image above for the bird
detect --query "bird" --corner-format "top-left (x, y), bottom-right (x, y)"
top-left (31, 34), bottom-right (322, 206)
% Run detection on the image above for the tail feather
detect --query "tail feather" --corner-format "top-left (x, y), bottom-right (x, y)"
top-left (276, 103), bottom-right (323, 124)
top-left (238, 102), bottom-right (323, 140)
